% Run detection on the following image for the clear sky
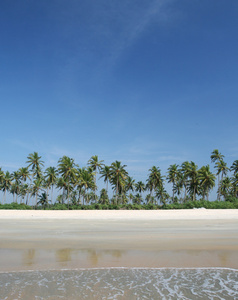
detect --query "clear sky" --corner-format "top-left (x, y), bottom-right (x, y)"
top-left (1, 0), bottom-right (238, 199)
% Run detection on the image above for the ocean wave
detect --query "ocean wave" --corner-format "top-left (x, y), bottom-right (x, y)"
top-left (1, 268), bottom-right (237, 299)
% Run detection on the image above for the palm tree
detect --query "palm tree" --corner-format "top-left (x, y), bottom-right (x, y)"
top-left (187, 161), bottom-right (200, 201)
top-left (231, 173), bottom-right (238, 198)
top-left (37, 192), bottom-right (48, 209)
top-left (146, 166), bottom-right (163, 202)
top-left (125, 176), bottom-right (135, 194)
top-left (19, 184), bottom-right (28, 204)
top-left (167, 164), bottom-right (179, 203)
top-left (26, 152), bottom-right (44, 179)
top-left (210, 149), bottom-right (224, 163)
top-left (198, 165), bottom-right (216, 200)
top-left (216, 160), bottom-right (229, 201)
top-left (44, 166), bottom-right (58, 204)
top-left (109, 161), bottom-right (128, 204)
top-left (1, 171), bottom-right (13, 204)
top-left (156, 186), bottom-right (169, 205)
top-left (18, 167), bottom-right (30, 183)
top-left (11, 171), bottom-right (20, 203)
top-left (18, 167), bottom-right (31, 205)
top-left (210, 149), bottom-right (224, 201)
top-left (31, 178), bottom-right (43, 207)
top-left (57, 156), bottom-right (78, 207)
top-left (133, 193), bottom-right (142, 205)
top-left (220, 177), bottom-right (232, 200)
top-left (99, 188), bottom-right (109, 205)
top-left (88, 155), bottom-right (104, 201)
top-left (180, 161), bottom-right (190, 202)
top-left (135, 181), bottom-right (145, 199)
top-left (79, 168), bottom-right (95, 205)
top-left (230, 160), bottom-right (238, 175)
top-left (99, 165), bottom-right (111, 193)
top-left (56, 177), bottom-right (68, 204)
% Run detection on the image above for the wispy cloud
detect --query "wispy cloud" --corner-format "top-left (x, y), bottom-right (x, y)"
top-left (58, 0), bottom-right (177, 87)
top-left (0, 162), bottom-right (21, 170)
top-left (97, 0), bottom-right (176, 69)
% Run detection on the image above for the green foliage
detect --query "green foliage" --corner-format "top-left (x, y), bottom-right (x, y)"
top-left (225, 196), bottom-right (238, 203)
top-left (163, 200), bottom-right (238, 209)
top-left (0, 202), bottom-right (32, 210)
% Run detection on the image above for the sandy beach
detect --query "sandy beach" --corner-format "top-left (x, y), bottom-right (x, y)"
top-left (1, 208), bottom-right (238, 219)
top-left (0, 209), bottom-right (238, 272)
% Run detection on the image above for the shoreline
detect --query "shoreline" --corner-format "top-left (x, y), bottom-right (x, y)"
top-left (1, 209), bottom-right (238, 220)
top-left (1, 209), bottom-right (238, 271)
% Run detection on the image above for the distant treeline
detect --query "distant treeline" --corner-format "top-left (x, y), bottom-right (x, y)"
top-left (0, 149), bottom-right (238, 209)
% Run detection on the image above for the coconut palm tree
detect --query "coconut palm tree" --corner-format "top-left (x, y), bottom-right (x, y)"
top-left (31, 178), bottom-right (43, 208)
top-left (1, 171), bottom-right (13, 204)
top-left (210, 149), bottom-right (224, 164)
top-left (11, 171), bottom-right (21, 203)
top-left (135, 181), bottom-right (145, 199)
top-left (18, 167), bottom-right (31, 205)
top-left (26, 152), bottom-right (44, 179)
top-left (99, 188), bottom-right (109, 205)
top-left (156, 185), bottom-right (169, 205)
top-left (99, 165), bottom-right (111, 192)
top-left (167, 164), bottom-right (179, 203)
top-left (146, 166), bottom-right (163, 201)
top-left (133, 193), bottom-right (142, 205)
top-left (220, 177), bottom-right (232, 200)
top-left (57, 156), bottom-right (78, 207)
top-left (125, 176), bottom-right (135, 194)
top-left (231, 173), bottom-right (238, 197)
top-left (19, 184), bottom-right (28, 204)
top-left (216, 160), bottom-right (229, 201)
top-left (210, 149), bottom-right (224, 200)
top-left (230, 160), bottom-right (238, 175)
top-left (198, 165), bottom-right (216, 200)
top-left (88, 155), bottom-right (104, 201)
top-left (109, 161), bottom-right (128, 205)
top-left (180, 161), bottom-right (190, 202)
top-left (79, 168), bottom-right (95, 205)
top-left (56, 177), bottom-right (68, 204)
top-left (186, 161), bottom-right (200, 201)
top-left (18, 167), bottom-right (30, 183)
top-left (44, 166), bottom-right (58, 204)
top-left (37, 192), bottom-right (48, 209)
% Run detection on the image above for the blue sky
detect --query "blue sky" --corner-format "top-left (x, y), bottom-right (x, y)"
top-left (1, 0), bottom-right (238, 199)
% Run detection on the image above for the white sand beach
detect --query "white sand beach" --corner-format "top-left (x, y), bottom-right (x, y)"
top-left (0, 209), bottom-right (238, 271)
top-left (1, 208), bottom-right (238, 220)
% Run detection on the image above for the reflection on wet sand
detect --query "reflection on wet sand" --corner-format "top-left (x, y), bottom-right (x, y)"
top-left (0, 218), bottom-right (238, 272)
top-left (22, 249), bottom-right (36, 266)
top-left (0, 247), bottom-right (233, 272)
top-left (55, 248), bottom-right (72, 263)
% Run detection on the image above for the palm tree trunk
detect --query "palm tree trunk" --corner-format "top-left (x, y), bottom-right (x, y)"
top-left (3, 190), bottom-right (6, 204)
top-left (116, 177), bottom-right (118, 205)
top-left (184, 185), bottom-right (187, 202)
top-left (172, 182), bottom-right (174, 202)
top-left (67, 186), bottom-right (69, 209)
top-left (217, 174), bottom-right (220, 201)
top-left (51, 186), bottom-right (54, 205)
top-left (94, 171), bottom-right (97, 202)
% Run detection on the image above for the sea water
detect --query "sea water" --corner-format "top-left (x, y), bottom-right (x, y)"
top-left (0, 268), bottom-right (237, 300)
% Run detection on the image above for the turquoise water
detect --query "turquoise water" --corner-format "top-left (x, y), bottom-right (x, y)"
top-left (0, 268), bottom-right (237, 299)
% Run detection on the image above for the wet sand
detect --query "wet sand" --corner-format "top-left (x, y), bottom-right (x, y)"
top-left (0, 210), bottom-right (238, 271)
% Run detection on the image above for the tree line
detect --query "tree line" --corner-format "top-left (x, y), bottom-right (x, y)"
top-left (0, 149), bottom-right (238, 209)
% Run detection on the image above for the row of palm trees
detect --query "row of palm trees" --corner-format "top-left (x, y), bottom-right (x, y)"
top-left (0, 150), bottom-right (238, 207)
